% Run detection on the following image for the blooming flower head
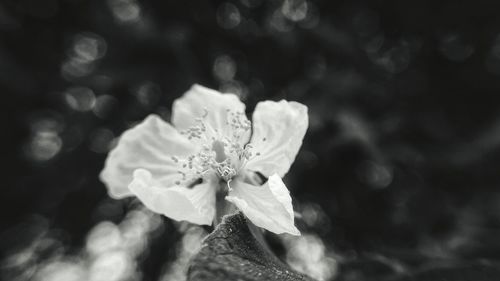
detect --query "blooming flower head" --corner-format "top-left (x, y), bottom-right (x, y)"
top-left (100, 85), bottom-right (308, 235)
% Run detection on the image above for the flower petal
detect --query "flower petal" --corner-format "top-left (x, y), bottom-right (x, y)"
top-left (171, 84), bottom-right (250, 143)
top-left (100, 114), bottom-right (197, 199)
top-left (226, 174), bottom-right (300, 235)
top-left (246, 100), bottom-right (308, 178)
top-left (129, 169), bottom-right (216, 225)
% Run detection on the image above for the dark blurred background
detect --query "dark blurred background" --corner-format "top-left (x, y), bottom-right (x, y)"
top-left (3, 0), bottom-right (500, 280)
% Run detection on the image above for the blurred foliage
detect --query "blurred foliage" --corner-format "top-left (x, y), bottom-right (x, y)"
top-left (2, 0), bottom-right (500, 280)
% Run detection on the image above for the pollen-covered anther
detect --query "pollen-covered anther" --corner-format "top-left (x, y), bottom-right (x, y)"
top-left (173, 108), bottom-right (259, 185)
top-left (217, 162), bottom-right (237, 182)
top-left (180, 109), bottom-right (210, 140)
top-left (226, 110), bottom-right (251, 135)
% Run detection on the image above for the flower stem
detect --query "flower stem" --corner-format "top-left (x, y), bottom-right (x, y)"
top-left (214, 182), bottom-right (236, 226)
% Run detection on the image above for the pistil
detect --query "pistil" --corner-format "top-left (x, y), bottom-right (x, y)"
top-left (211, 140), bottom-right (227, 163)
top-left (172, 108), bottom-right (260, 187)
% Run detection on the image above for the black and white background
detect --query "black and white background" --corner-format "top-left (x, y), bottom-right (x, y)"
top-left (3, 0), bottom-right (500, 280)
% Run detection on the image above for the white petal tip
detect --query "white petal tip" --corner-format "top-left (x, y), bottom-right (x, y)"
top-left (269, 224), bottom-right (301, 236)
top-left (287, 227), bottom-right (301, 236)
top-left (133, 168), bottom-right (151, 179)
top-left (191, 83), bottom-right (205, 90)
top-left (99, 168), bottom-right (132, 199)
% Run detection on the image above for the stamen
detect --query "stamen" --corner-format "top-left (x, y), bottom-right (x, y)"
top-left (172, 108), bottom-right (258, 185)
top-left (217, 161), bottom-right (237, 182)
top-left (180, 108), bottom-right (214, 141)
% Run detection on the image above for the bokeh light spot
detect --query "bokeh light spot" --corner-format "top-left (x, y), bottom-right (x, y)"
top-left (213, 55), bottom-right (237, 81)
top-left (281, 0), bottom-right (308, 22)
top-left (29, 113), bottom-right (65, 134)
top-left (216, 3), bottom-right (241, 29)
top-left (107, 0), bottom-right (141, 23)
top-left (357, 160), bottom-right (393, 189)
top-left (86, 221), bottom-right (122, 256)
top-left (61, 59), bottom-right (95, 79)
top-left (26, 131), bottom-right (62, 162)
top-left (89, 128), bottom-right (116, 153)
top-left (92, 95), bottom-right (118, 119)
top-left (89, 251), bottom-right (134, 281)
top-left (71, 33), bottom-right (107, 63)
top-left (285, 234), bottom-right (338, 281)
top-left (219, 80), bottom-right (248, 100)
top-left (64, 87), bottom-right (96, 112)
top-left (438, 32), bottom-right (474, 62)
top-left (134, 82), bottom-right (161, 109)
top-left (269, 9), bottom-right (294, 33)
top-left (298, 1), bottom-right (319, 29)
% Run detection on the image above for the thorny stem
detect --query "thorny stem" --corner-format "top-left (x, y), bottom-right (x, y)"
top-left (247, 218), bottom-right (276, 257)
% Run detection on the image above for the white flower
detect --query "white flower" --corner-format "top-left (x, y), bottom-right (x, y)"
top-left (100, 84), bottom-right (308, 235)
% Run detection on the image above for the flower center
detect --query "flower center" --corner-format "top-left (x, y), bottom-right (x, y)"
top-left (173, 108), bottom-right (258, 186)
top-left (211, 140), bottom-right (227, 163)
